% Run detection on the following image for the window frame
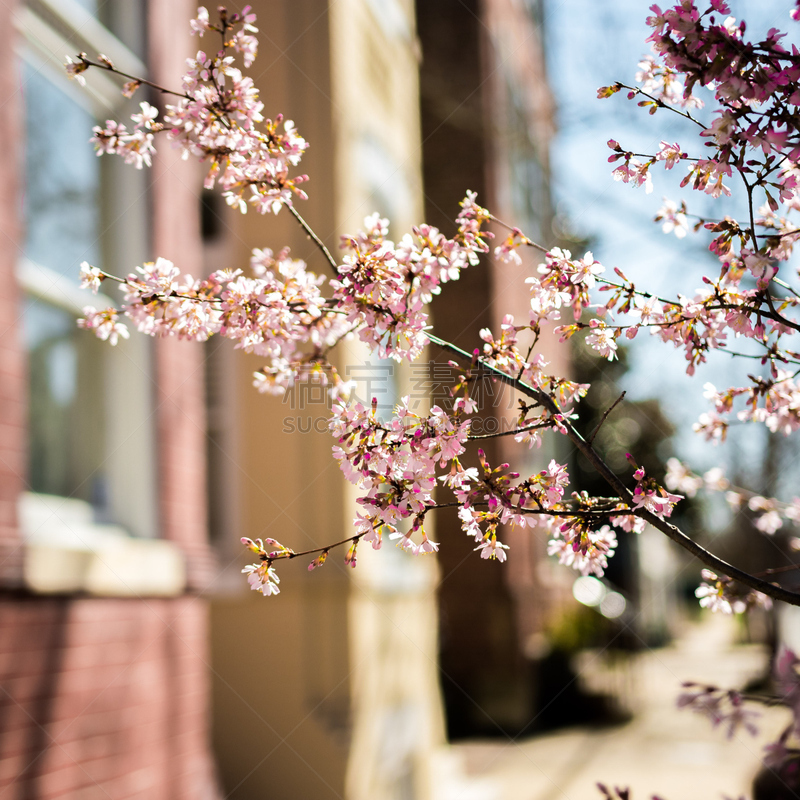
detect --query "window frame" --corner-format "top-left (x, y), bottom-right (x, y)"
top-left (15, 1), bottom-right (164, 556)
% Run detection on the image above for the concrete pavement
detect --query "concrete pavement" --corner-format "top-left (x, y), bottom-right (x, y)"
top-left (434, 614), bottom-right (787, 800)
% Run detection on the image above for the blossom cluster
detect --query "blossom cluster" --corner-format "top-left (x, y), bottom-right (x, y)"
top-left (674, 649), bottom-right (800, 794)
top-left (65, 4), bottom-right (800, 630)
top-left (666, 457), bottom-right (800, 538)
top-left (592, 1), bottom-right (800, 440)
top-left (72, 0), bottom-right (627, 588)
top-left (695, 569), bottom-right (773, 615)
top-left (546, 521), bottom-right (618, 578)
top-left (79, 249), bottom-right (355, 397)
top-left (66, 5), bottom-right (668, 600)
top-left (71, 6), bottom-right (309, 215)
top-left (328, 395), bottom-right (561, 561)
top-left (676, 683), bottom-right (760, 739)
top-left (333, 195), bottom-right (492, 362)
top-left (240, 537), bottom-right (285, 596)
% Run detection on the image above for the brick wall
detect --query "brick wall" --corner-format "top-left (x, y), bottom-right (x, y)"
top-left (0, 0), bottom-right (222, 795)
top-left (0, 597), bottom-right (218, 799)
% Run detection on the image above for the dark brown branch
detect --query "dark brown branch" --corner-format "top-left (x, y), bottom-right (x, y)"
top-left (468, 421), bottom-right (549, 441)
top-left (77, 55), bottom-right (191, 99)
top-left (287, 205), bottom-right (339, 275)
top-left (589, 391), bottom-right (626, 444)
top-left (427, 333), bottom-right (800, 607)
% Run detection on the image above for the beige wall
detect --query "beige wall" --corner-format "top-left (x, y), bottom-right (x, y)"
top-left (210, 2), bottom-right (443, 798)
top-left (328, 3), bottom-right (444, 797)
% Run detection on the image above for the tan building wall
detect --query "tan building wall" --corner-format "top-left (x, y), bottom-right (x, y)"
top-left (330, 3), bottom-right (446, 798)
top-left (209, 2), bottom-right (444, 798)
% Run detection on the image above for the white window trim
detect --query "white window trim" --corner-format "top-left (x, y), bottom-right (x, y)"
top-left (18, 257), bottom-right (116, 314)
top-left (16, 1), bottom-right (161, 575)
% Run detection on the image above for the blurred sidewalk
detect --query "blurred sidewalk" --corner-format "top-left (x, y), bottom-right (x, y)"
top-left (434, 614), bottom-right (787, 800)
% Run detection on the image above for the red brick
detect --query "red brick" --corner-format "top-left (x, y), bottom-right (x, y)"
top-left (0, 0), bottom-right (220, 795)
top-left (0, 596), bottom-right (219, 798)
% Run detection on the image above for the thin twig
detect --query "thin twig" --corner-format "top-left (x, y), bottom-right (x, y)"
top-left (281, 532), bottom-right (362, 560)
top-left (78, 56), bottom-right (191, 99)
top-left (489, 214), bottom-right (549, 253)
top-left (616, 82), bottom-right (708, 128)
top-left (588, 391), bottom-right (626, 444)
top-left (468, 421), bottom-right (549, 441)
top-left (759, 563), bottom-right (800, 576)
top-left (287, 204), bottom-right (339, 275)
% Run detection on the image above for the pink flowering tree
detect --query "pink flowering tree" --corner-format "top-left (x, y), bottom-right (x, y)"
top-left (65, 2), bottom-right (800, 790)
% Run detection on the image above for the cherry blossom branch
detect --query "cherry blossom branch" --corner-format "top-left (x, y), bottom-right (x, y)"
top-left (760, 563), bottom-right (800, 576)
top-left (287, 204), bottom-right (340, 275)
top-left (567, 316), bottom-right (798, 363)
top-left (275, 531), bottom-right (362, 561)
top-left (467, 421), bottom-right (550, 441)
top-left (588, 391), bottom-right (626, 444)
top-left (490, 215), bottom-right (549, 253)
top-left (431, 501), bottom-right (622, 518)
top-left (70, 54), bottom-right (192, 99)
top-left (746, 180), bottom-right (759, 251)
top-left (628, 150), bottom-right (701, 162)
top-left (428, 333), bottom-right (800, 606)
top-left (596, 277), bottom-right (681, 307)
top-left (614, 82), bottom-right (707, 128)
top-left (596, 273), bottom-right (800, 336)
top-left (70, 5), bottom-right (800, 617)
top-left (86, 266), bottom-right (323, 314)
top-left (774, 277), bottom-right (800, 300)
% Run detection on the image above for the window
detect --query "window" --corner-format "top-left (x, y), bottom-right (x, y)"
top-left (17, 0), bottom-right (157, 541)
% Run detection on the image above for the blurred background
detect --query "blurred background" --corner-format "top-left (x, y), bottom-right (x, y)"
top-left (0, 0), bottom-right (794, 798)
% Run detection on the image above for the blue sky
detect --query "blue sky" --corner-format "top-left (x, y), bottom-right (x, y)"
top-left (544, 0), bottom-right (800, 478)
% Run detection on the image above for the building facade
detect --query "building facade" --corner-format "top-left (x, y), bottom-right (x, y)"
top-left (206, 1), bottom-right (445, 798)
top-left (416, 0), bottom-right (567, 738)
top-left (0, 0), bottom-right (562, 797)
top-left (0, 0), bottom-right (219, 797)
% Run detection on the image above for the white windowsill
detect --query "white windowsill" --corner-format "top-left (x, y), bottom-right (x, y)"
top-left (19, 492), bottom-right (186, 597)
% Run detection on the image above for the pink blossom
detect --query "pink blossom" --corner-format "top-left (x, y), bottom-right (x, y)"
top-left (475, 536), bottom-right (509, 561)
top-left (548, 524), bottom-right (617, 578)
top-left (585, 321), bottom-right (618, 360)
top-left (538, 460), bottom-right (570, 508)
top-left (79, 262), bottom-right (104, 294)
top-left (64, 55), bottom-right (87, 85)
top-left (703, 467), bottom-right (729, 492)
top-left (631, 466), bottom-right (682, 519)
top-left (655, 199), bottom-right (688, 238)
top-left (677, 685), bottom-right (759, 739)
top-left (754, 509), bottom-right (783, 535)
top-left (655, 140), bottom-right (684, 169)
top-left (189, 7), bottom-right (212, 35)
top-left (242, 562), bottom-right (280, 596)
top-left (683, 160), bottom-right (732, 198)
top-left (665, 458), bottom-right (703, 497)
top-left (695, 569), bottom-right (773, 615)
top-left (613, 158), bottom-right (654, 193)
top-left (78, 306), bottom-right (130, 345)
